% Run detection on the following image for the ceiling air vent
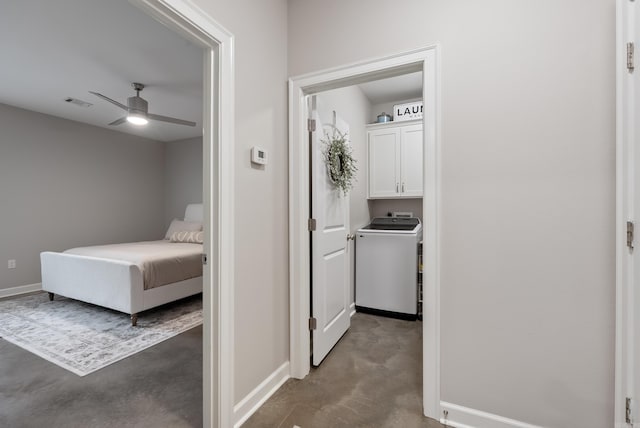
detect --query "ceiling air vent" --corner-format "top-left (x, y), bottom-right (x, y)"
top-left (64, 97), bottom-right (93, 108)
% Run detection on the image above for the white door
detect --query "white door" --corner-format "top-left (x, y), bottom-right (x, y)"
top-left (400, 124), bottom-right (424, 197)
top-left (368, 127), bottom-right (401, 198)
top-left (618, 0), bottom-right (640, 425)
top-left (309, 95), bottom-right (351, 366)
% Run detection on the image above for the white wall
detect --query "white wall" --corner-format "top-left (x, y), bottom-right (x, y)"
top-left (316, 86), bottom-right (372, 306)
top-left (289, 1), bottom-right (615, 427)
top-left (190, 0), bottom-right (290, 403)
top-left (164, 137), bottom-right (203, 227)
top-left (0, 103), bottom-right (166, 290)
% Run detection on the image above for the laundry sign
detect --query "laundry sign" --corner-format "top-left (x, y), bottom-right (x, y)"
top-left (393, 101), bottom-right (423, 122)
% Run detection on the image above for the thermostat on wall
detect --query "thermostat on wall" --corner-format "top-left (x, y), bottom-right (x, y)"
top-left (251, 146), bottom-right (268, 165)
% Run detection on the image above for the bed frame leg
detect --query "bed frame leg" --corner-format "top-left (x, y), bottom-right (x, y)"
top-left (48, 292), bottom-right (54, 301)
top-left (131, 313), bottom-right (138, 327)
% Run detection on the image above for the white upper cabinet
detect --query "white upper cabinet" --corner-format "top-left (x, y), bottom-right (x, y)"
top-left (368, 127), bottom-right (401, 198)
top-left (399, 124), bottom-right (423, 197)
top-left (367, 120), bottom-right (423, 199)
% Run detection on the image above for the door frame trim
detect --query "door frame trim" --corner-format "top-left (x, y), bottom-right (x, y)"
top-left (288, 45), bottom-right (442, 419)
top-left (131, 1), bottom-right (235, 427)
top-left (615, 0), bottom-right (634, 426)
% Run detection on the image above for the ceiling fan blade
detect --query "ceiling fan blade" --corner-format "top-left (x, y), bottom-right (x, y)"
top-left (89, 91), bottom-right (128, 111)
top-left (108, 117), bottom-right (127, 126)
top-left (148, 113), bottom-right (196, 127)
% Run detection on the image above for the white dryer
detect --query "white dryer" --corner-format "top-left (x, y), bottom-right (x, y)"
top-left (355, 217), bottom-right (422, 320)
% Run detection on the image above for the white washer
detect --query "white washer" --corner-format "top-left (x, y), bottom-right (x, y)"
top-left (355, 217), bottom-right (422, 319)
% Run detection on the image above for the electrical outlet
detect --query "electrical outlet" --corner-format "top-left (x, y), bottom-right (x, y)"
top-left (8, 259), bottom-right (16, 269)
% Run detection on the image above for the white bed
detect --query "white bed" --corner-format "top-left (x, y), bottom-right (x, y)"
top-left (40, 204), bottom-right (204, 326)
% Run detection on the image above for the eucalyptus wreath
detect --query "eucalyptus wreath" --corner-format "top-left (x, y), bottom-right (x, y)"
top-left (322, 129), bottom-right (357, 195)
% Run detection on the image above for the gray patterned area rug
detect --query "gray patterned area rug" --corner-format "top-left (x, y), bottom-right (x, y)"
top-left (0, 292), bottom-right (202, 376)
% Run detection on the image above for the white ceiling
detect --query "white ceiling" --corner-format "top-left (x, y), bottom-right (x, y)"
top-left (0, 0), bottom-right (203, 142)
top-left (358, 72), bottom-right (423, 105)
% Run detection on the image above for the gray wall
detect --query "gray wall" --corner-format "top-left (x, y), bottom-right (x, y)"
top-left (164, 137), bottom-right (203, 227)
top-left (289, 1), bottom-right (615, 427)
top-left (317, 86), bottom-right (372, 307)
top-left (191, 0), bottom-right (290, 402)
top-left (0, 103), bottom-right (166, 290)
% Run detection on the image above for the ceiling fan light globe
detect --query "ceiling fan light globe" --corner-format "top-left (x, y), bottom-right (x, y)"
top-left (126, 114), bottom-right (148, 126)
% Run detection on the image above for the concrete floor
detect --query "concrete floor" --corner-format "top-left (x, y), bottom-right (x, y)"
top-left (0, 324), bottom-right (203, 428)
top-left (1, 309), bottom-right (447, 428)
top-left (243, 313), bottom-right (448, 428)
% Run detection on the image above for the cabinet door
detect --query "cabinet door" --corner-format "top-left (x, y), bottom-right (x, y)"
top-left (368, 128), bottom-right (401, 198)
top-left (400, 124), bottom-right (423, 197)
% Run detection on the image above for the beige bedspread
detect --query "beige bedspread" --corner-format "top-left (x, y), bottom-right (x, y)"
top-left (64, 240), bottom-right (203, 290)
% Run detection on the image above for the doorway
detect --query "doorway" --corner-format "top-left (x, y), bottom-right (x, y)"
top-left (130, 1), bottom-right (235, 426)
top-left (288, 46), bottom-right (441, 418)
top-left (0, 0), bottom-right (233, 426)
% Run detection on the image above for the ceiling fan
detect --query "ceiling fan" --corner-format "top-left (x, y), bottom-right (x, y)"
top-left (89, 83), bottom-right (196, 127)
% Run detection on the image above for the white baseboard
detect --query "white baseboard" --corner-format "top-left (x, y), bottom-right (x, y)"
top-left (349, 302), bottom-right (356, 317)
top-left (0, 283), bottom-right (42, 299)
top-left (234, 361), bottom-right (290, 427)
top-left (440, 402), bottom-right (543, 428)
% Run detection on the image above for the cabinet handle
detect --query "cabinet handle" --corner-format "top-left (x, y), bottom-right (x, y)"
top-left (396, 183), bottom-right (399, 193)
top-left (402, 182), bottom-right (405, 192)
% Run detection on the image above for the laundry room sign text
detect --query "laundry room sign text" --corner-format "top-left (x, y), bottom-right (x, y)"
top-left (393, 101), bottom-right (423, 122)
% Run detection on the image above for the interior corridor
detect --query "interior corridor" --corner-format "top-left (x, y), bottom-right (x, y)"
top-left (244, 313), bottom-right (447, 428)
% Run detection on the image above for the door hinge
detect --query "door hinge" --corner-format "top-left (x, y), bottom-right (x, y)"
top-left (627, 397), bottom-right (632, 424)
top-left (627, 221), bottom-right (634, 251)
top-left (202, 253), bottom-right (208, 265)
top-left (308, 218), bottom-right (317, 231)
top-left (307, 118), bottom-right (316, 132)
top-left (309, 317), bottom-right (317, 330)
top-left (628, 42), bottom-right (635, 72)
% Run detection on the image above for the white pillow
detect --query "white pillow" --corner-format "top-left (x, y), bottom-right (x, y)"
top-left (164, 219), bottom-right (202, 239)
top-left (170, 230), bottom-right (204, 244)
